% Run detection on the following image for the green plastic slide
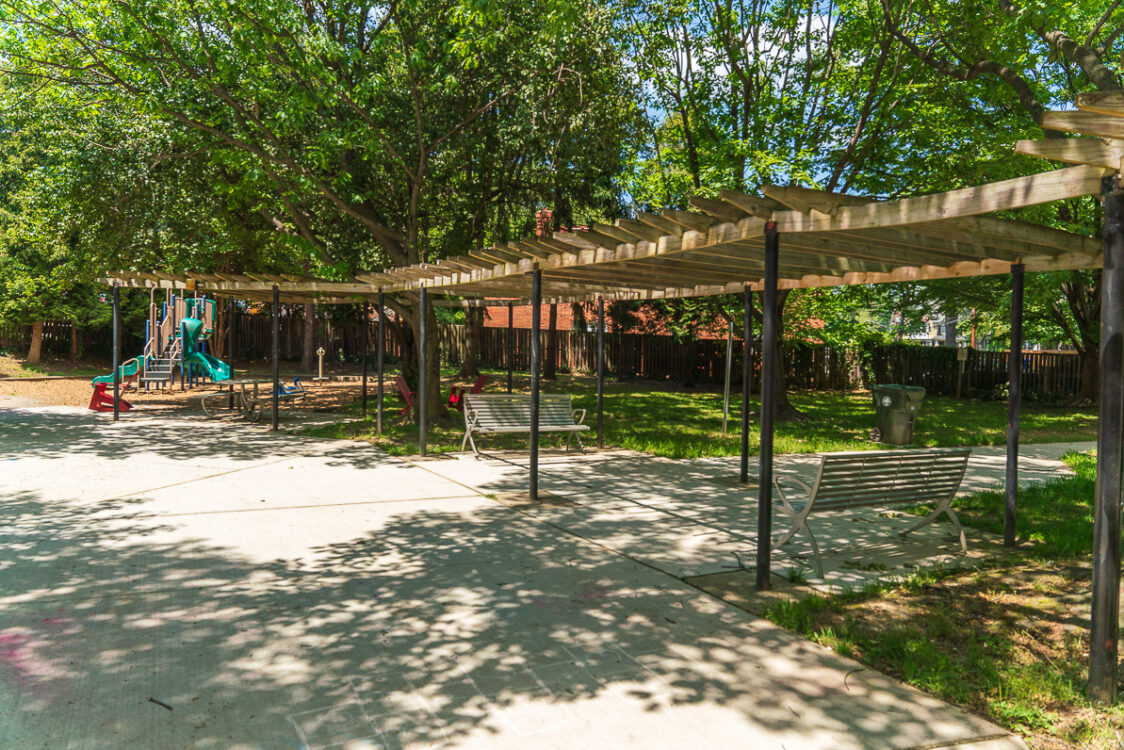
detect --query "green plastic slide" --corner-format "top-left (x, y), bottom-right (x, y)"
top-left (91, 357), bottom-right (144, 386)
top-left (185, 350), bottom-right (232, 381)
top-left (181, 317), bottom-right (231, 382)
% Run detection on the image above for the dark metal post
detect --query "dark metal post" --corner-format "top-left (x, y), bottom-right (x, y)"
top-left (272, 285), bottom-right (280, 431)
top-left (507, 302), bottom-right (514, 393)
top-left (530, 266), bottom-right (542, 499)
top-left (1005, 264), bottom-right (1025, 546)
top-left (377, 289), bottom-right (385, 436)
top-left (756, 223), bottom-right (779, 590)
top-left (361, 301), bottom-right (369, 418)
top-left (171, 292), bottom-right (180, 390)
top-left (741, 284), bottom-right (753, 483)
top-left (1090, 177), bottom-right (1124, 703)
top-left (722, 319), bottom-right (734, 434)
top-left (419, 286), bottom-right (428, 457)
top-left (227, 297), bottom-right (235, 409)
top-left (597, 297), bottom-right (605, 449)
top-left (112, 284), bottom-right (120, 421)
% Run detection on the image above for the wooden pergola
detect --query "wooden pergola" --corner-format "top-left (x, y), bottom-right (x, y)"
top-left (104, 91), bottom-right (1124, 702)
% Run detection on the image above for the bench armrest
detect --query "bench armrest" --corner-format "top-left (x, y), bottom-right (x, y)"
top-left (773, 475), bottom-right (812, 515)
top-left (572, 408), bottom-right (586, 425)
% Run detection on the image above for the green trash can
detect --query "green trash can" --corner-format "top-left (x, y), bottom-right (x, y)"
top-left (870, 384), bottom-right (925, 445)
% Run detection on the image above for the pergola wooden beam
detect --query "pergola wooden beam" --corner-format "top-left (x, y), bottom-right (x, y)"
top-left (773, 166), bottom-right (1109, 233)
top-left (106, 161), bottom-right (1107, 304)
top-left (1016, 138), bottom-right (1124, 170)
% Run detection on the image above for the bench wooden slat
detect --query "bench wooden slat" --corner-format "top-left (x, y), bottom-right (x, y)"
top-left (774, 448), bottom-right (971, 577)
top-left (462, 393), bottom-right (588, 455)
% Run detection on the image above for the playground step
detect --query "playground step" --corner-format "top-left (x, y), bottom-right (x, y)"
top-left (142, 356), bottom-right (178, 383)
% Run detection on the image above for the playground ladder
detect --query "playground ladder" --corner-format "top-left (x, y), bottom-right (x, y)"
top-left (141, 337), bottom-right (181, 386)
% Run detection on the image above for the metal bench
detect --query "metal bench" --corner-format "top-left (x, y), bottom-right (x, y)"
top-left (462, 393), bottom-right (589, 457)
top-left (773, 448), bottom-right (972, 576)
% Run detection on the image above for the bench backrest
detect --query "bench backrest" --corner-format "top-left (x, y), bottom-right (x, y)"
top-left (393, 375), bottom-right (414, 404)
top-left (808, 449), bottom-right (971, 512)
top-left (465, 393), bottom-right (577, 429)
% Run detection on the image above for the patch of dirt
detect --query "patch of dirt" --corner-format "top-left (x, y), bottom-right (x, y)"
top-left (0, 370), bottom-right (371, 413)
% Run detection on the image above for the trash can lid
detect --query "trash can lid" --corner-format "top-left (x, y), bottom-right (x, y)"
top-left (872, 384), bottom-right (925, 392)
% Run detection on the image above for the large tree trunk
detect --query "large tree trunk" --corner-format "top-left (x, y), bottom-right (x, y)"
top-left (761, 290), bottom-right (802, 422)
top-left (27, 321), bottom-right (43, 364)
top-left (212, 307), bottom-right (226, 359)
top-left (394, 294), bottom-right (444, 423)
top-left (459, 302), bottom-right (481, 378)
top-left (302, 302), bottom-right (316, 373)
top-left (1080, 346), bottom-right (1099, 401)
top-left (544, 303), bottom-right (558, 380)
top-left (69, 322), bottom-right (79, 360)
top-left (680, 338), bottom-right (697, 387)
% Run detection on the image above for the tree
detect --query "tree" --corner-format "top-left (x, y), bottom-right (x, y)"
top-left (621, 0), bottom-right (920, 417)
top-left (878, 0), bottom-right (1122, 399)
top-left (2, 0), bottom-right (638, 418)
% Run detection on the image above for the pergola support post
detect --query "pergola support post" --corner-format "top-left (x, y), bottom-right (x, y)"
top-left (1090, 176), bottom-right (1124, 703)
top-left (723, 319), bottom-right (734, 434)
top-left (112, 283), bottom-right (120, 422)
top-left (227, 297), bottom-right (236, 409)
top-left (419, 286), bottom-right (428, 457)
top-left (597, 296), bottom-right (605, 449)
top-left (756, 223), bottom-right (779, 590)
top-left (507, 302), bottom-right (514, 393)
top-left (1005, 264), bottom-right (1025, 547)
top-left (530, 266), bottom-right (542, 499)
top-left (741, 284), bottom-right (752, 483)
top-left (361, 301), bottom-right (369, 419)
top-left (377, 289), bottom-right (385, 436)
top-left (271, 285), bottom-right (279, 432)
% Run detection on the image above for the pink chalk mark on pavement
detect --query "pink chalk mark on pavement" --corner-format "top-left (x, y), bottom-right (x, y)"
top-left (0, 613), bottom-right (72, 692)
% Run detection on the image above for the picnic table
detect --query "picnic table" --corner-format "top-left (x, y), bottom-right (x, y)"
top-left (200, 378), bottom-right (274, 422)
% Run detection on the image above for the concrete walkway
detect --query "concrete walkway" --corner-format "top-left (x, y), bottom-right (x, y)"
top-left (421, 441), bottom-right (1090, 590)
top-left (0, 406), bottom-right (1055, 749)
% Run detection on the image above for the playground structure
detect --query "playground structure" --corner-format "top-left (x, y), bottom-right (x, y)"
top-left (89, 293), bottom-right (232, 412)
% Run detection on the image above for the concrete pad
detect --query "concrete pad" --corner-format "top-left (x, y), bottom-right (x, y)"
top-left (0, 407), bottom-right (1031, 749)
top-left (420, 443), bottom-right (1088, 591)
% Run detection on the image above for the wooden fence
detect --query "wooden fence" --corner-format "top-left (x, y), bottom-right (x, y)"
top-left (2, 314), bottom-right (1086, 398)
top-left (0, 320), bottom-right (81, 358)
top-left (867, 345), bottom-right (1085, 398)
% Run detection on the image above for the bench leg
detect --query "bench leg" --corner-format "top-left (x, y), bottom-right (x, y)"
top-left (900, 500), bottom-right (967, 554)
top-left (773, 517), bottom-right (824, 579)
top-left (463, 430), bottom-right (481, 459)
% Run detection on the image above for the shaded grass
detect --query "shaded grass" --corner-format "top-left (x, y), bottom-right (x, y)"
top-left (764, 453), bottom-right (1123, 748)
top-left (305, 367), bottom-right (1098, 459)
top-left (0, 354), bottom-right (104, 378)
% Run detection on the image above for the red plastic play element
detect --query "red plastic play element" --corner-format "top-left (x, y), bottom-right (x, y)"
top-left (88, 374), bottom-right (137, 413)
top-left (447, 374), bottom-right (489, 411)
top-left (394, 375), bottom-right (415, 417)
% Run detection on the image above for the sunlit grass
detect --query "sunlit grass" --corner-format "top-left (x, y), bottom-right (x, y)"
top-left (306, 367), bottom-right (1099, 459)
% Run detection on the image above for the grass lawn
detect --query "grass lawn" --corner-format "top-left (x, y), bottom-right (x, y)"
top-left (305, 366), bottom-right (1098, 458)
top-left (0, 353), bottom-right (105, 378)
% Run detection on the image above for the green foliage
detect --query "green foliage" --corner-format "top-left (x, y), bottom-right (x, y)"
top-left (1, 0), bottom-right (639, 275)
